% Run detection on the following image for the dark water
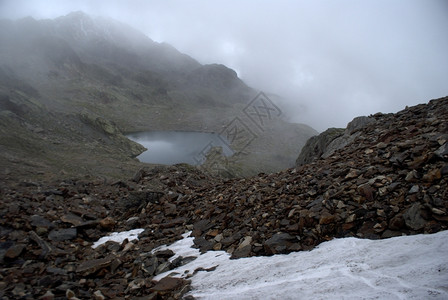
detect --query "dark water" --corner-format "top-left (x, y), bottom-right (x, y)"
top-left (127, 131), bottom-right (233, 165)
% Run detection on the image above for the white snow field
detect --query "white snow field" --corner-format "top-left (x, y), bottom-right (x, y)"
top-left (154, 230), bottom-right (448, 299)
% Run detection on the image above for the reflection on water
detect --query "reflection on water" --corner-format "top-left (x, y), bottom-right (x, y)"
top-left (127, 131), bottom-right (233, 165)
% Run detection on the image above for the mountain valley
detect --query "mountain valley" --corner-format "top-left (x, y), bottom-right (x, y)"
top-left (0, 11), bottom-right (447, 300)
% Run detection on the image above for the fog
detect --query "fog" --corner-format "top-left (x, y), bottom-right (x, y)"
top-left (1, 0), bottom-right (447, 131)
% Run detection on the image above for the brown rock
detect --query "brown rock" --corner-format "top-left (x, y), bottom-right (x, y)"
top-left (345, 169), bottom-right (359, 179)
top-left (39, 290), bottom-right (55, 300)
top-left (76, 257), bottom-right (114, 275)
top-left (358, 183), bottom-right (375, 202)
top-left (389, 214), bottom-right (405, 230)
top-left (319, 212), bottom-right (335, 225)
top-left (61, 214), bottom-right (84, 226)
top-left (423, 168), bottom-right (442, 182)
top-left (4, 244), bottom-right (26, 259)
top-left (150, 277), bottom-right (186, 294)
top-left (99, 217), bottom-right (116, 231)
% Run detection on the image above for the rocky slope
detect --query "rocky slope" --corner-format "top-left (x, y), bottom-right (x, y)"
top-left (1, 97), bottom-right (447, 299)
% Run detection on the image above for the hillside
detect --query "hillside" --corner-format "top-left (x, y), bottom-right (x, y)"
top-left (1, 97), bottom-right (446, 298)
top-left (0, 12), bottom-right (316, 181)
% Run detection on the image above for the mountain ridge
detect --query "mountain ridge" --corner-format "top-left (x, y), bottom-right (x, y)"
top-left (0, 12), bottom-right (317, 180)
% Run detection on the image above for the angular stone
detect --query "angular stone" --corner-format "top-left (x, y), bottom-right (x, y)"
top-left (206, 229), bottom-right (219, 237)
top-left (193, 219), bottom-right (214, 233)
top-left (214, 233), bottom-right (223, 242)
top-left (345, 169), bottom-right (359, 179)
top-left (358, 183), bottom-right (375, 201)
top-left (39, 290), bottom-right (55, 300)
top-left (4, 244), bottom-right (25, 259)
top-left (408, 185), bottom-right (419, 194)
top-left (48, 228), bottom-right (77, 241)
top-left (125, 216), bottom-right (140, 228)
top-left (434, 143), bottom-right (448, 158)
top-left (346, 214), bottom-right (356, 223)
top-left (30, 215), bottom-right (53, 228)
top-left (319, 212), bottom-right (335, 225)
top-left (156, 261), bottom-right (172, 275)
top-left (403, 203), bottom-right (426, 230)
top-left (76, 257), bottom-right (114, 275)
top-left (231, 244), bottom-right (251, 259)
top-left (264, 233), bottom-right (296, 255)
top-left (93, 290), bottom-right (105, 300)
top-left (441, 164), bottom-right (448, 176)
top-left (405, 170), bottom-right (418, 182)
top-left (193, 237), bottom-right (214, 252)
top-left (231, 236), bottom-right (253, 258)
top-left (61, 214), bottom-right (84, 226)
top-left (423, 168), bottom-right (442, 182)
top-left (346, 116), bottom-right (374, 134)
top-left (431, 208), bottom-right (445, 215)
top-left (389, 214), bottom-right (405, 231)
top-left (150, 277), bottom-right (186, 294)
top-left (238, 236), bottom-right (253, 249)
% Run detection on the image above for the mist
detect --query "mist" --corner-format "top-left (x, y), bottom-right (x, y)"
top-left (2, 0), bottom-right (447, 131)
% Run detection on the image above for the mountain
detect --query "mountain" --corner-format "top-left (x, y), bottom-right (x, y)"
top-left (0, 11), bottom-right (316, 181)
top-left (0, 97), bottom-right (446, 298)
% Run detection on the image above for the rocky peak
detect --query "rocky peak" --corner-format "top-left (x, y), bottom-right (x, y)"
top-left (296, 115), bottom-right (375, 166)
top-left (53, 11), bottom-right (152, 49)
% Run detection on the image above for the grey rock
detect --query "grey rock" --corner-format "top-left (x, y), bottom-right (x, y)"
top-left (323, 116), bottom-right (374, 158)
top-left (4, 243), bottom-right (26, 259)
top-left (403, 203), bottom-right (426, 230)
top-left (30, 215), bottom-right (54, 228)
top-left (264, 232), bottom-right (296, 255)
top-left (193, 237), bottom-right (214, 252)
top-left (296, 116), bottom-right (374, 165)
top-left (193, 219), bottom-right (214, 233)
top-left (434, 143), bottom-right (448, 158)
top-left (346, 116), bottom-right (374, 135)
top-left (322, 131), bottom-right (361, 159)
top-left (296, 128), bottom-right (344, 166)
top-left (409, 185), bottom-right (419, 194)
top-left (48, 228), bottom-right (77, 241)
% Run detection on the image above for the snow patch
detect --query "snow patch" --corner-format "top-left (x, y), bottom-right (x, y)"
top-left (155, 231), bottom-right (448, 299)
top-left (92, 228), bottom-right (144, 249)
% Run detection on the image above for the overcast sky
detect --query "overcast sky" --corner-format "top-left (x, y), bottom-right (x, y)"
top-left (1, 0), bottom-right (447, 131)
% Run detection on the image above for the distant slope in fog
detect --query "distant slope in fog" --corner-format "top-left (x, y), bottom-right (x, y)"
top-left (0, 11), bottom-right (317, 179)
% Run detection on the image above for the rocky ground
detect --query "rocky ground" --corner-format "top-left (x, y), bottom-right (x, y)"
top-left (1, 97), bottom-right (447, 299)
